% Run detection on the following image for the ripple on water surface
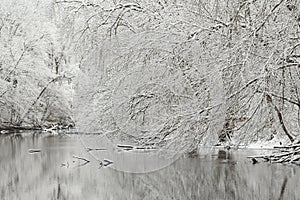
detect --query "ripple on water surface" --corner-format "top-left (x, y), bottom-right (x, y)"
top-left (0, 132), bottom-right (299, 200)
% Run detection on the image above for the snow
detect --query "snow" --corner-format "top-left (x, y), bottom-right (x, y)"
top-left (241, 134), bottom-right (290, 150)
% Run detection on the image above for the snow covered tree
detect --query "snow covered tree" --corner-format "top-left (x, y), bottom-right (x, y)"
top-left (0, 0), bottom-right (74, 128)
top-left (59, 0), bottom-right (300, 149)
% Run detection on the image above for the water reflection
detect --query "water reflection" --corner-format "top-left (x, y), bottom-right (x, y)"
top-left (0, 133), bottom-right (299, 200)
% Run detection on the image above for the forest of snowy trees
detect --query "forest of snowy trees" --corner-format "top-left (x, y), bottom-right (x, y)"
top-left (0, 0), bottom-right (75, 129)
top-left (0, 0), bottom-right (300, 150)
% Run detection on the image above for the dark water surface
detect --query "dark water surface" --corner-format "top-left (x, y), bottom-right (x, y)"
top-left (0, 132), bottom-right (300, 200)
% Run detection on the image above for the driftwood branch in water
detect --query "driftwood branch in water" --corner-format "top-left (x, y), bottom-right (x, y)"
top-left (72, 155), bottom-right (90, 167)
top-left (248, 144), bottom-right (300, 164)
top-left (117, 144), bottom-right (157, 151)
top-left (117, 144), bottom-right (134, 149)
top-left (0, 125), bottom-right (42, 131)
top-left (72, 155), bottom-right (90, 162)
top-left (103, 159), bottom-right (113, 167)
top-left (117, 144), bottom-right (134, 151)
top-left (72, 155), bottom-right (107, 168)
top-left (274, 144), bottom-right (300, 149)
top-left (86, 147), bottom-right (107, 152)
top-left (28, 149), bottom-right (41, 154)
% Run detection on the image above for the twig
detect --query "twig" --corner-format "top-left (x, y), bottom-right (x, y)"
top-left (19, 76), bottom-right (63, 124)
top-left (248, 147), bottom-right (300, 164)
top-left (266, 94), bottom-right (295, 143)
top-left (87, 147), bottom-right (107, 152)
top-left (28, 149), bottom-right (41, 154)
top-left (269, 92), bottom-right (300, 108)
top-left (103, 159), bottom-right (113, 167)
top-left (253, 0), bottom-right (285, 34)
top-left (117, 144), bottom-right (134, 150)
top-left (72, 155), bottom-right (90, 163)
top-left (274, 144), bottom-right (300, 149)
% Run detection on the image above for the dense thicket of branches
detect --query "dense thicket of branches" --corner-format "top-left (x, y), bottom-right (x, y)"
top-left (1, 0), bottom-right (300, 150)
top-left (65, 0), bottom-right (300, 149)
top-left (0, 0), bottom-right (74, 128)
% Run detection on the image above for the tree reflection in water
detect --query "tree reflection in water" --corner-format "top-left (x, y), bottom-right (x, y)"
top-left (0, 133), bottom-right (299, 200)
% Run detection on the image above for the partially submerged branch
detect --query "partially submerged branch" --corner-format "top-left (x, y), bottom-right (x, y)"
top-left (248, 143), bottom-right (300, 164)
top-left (72, 155), bottom-right (90, 167)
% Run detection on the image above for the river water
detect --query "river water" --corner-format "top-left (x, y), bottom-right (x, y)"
top-left (0, 132), bottom-right (300, 200)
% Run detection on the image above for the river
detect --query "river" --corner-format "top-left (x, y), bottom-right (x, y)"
top-left (0, 131), bottom-right (299, 200)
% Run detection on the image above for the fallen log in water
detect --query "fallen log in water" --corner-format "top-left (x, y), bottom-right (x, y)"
top-left (248, 144), bottom-right (300, 164)
top-left (117, 144), bottom-right (134, 151)
top-left (103, 159), bottom-right (113, 167)
top-left (274, 144), bottom-right (300, 149)
top-left (28, 149), bottom-right (41, 154)
top-left (72, 155), bottom-right (90, 167)
top-left (0, 125), bottom-right (42, 131)
top-left (117, 144), bottom-right (157, 151)
top-left (87, 147), bottom-right (107, 152)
